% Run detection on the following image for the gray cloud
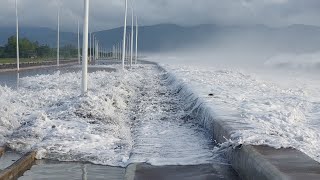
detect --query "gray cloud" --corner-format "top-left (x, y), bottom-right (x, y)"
top-left (1, 0), bottom-right (320, 32)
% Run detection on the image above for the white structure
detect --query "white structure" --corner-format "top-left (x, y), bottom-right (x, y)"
top-left (122, 0), bottom-right (128, 70)
top-left (57, 5), bottom-right (60, 66)
top-left (130, 5), bottom-right (134, 67)
top-left (78, 20), bottom-right (81, 64)
top-left (93, 36), bottom-right (95, 60)
top-left (135, 15), bottom-right (138, 64)
top-left (96, 40), bottom-right (99, 59)
top-left (81, 0), bottom-right (89, 94)
top-left (89, 32), bottom-right (92, 62)
top-left (15, 0), bottom-right (20, 71)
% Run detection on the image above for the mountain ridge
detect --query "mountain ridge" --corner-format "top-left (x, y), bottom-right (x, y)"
top-left (1, 24), bottom-right (320, 53)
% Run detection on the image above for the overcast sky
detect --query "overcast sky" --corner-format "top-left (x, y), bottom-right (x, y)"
top-left (1, 0), bottom-right (320, 32)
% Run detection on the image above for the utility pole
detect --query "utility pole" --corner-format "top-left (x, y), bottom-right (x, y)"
top-left (122, 0), bottom-right (128, 70)
top-left (96, 40), bottom-right (99, 60)
top-left (15, 0), bottom-right (19, 71)
top-left (81, 0), bottom-right (89, 94)
top-left (135, 15), bottom-right (138, 64)
top-left (57, 4), bottom-right (60, 66)
top-left (78, 20), bottom-right (81, 64)
top-left (92, 34), bottom-right (94, 61)
top-left (89, 32), bottom-right (92, 62)
top-left (127, 34), bottom-right (130, 65)
top-left (117, 43), bottom-right (119, 60)
top-left (130, 5), bottom-right (134, 67)
top-left (119, 42), bottom-right (121, 60)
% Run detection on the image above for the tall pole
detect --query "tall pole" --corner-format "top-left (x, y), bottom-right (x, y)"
top-left (78, 20), bottom-right (81, 64)
top-left (117, 43), bottom-right (119, 60)
top-left (135, 15), bottom-right (138, 64)
top-left (95, 39), bottom-right (96, 60)
top-left (126, 35), bottom-right (128, 63)
top-left (15, 0), bottom-right (19, 71)
top-left (130, 5), bottom-right (134, 67)
top-left (89, 32), bottom-right (91, 62)
top-left (97, 41), bottom-right (99, 60)
top-left (118, 43), bottom-right (120, 60)
top-left (57, 4), bottom-right (60, 66)
top-left (126, 34), bottom-right (129, 64)
top-left (92, 35), bottom-right (96, 61)
top-left (81, 0), bottom-right (89, 94)
top-left (122, 0), bottom-right (128, 70)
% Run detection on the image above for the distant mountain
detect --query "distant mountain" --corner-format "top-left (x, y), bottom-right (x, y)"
top-left (1, 24), bottom-right (320, 53)
top-left (93, 24), bottom-right (220, 52)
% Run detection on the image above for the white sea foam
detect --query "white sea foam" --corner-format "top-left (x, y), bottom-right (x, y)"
top-left (0, 64), bottom-right (221, 166)
top-left (1, 69), bottom-right (136, 166)
top-left (162, 64), bottom-right (320, 163)
top-left (265, 52), bottom-right (320, 71)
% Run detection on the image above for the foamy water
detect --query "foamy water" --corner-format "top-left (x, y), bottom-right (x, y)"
top-left (0, 64), bottom-right (220, 166)
top-left (163, 63), bottom-right (320, 163)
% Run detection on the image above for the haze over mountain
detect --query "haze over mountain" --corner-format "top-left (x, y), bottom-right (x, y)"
top-left (1, 24), bottom-right (320, 54)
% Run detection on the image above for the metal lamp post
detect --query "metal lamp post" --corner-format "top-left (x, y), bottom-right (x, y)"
top-left (81, 0), bottom-right (89, 94)
top-left (89, 32), bottom-right (92, 62)
top-left (15, 0), bottom-right (20, 71)
top-left (135, 15), bottom-right (138, 64)
top-left (130, 4), bottom-right (134, 67)
top-left (57, 4), bottom-right (60, 66)
top-left (78, 20), bottom-right (81, 64)
top-left (122, 0), bottom-right (128, 70)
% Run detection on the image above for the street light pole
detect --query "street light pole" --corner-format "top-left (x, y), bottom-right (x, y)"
top-left (57, 4), bottom-right (60, 66)
top-left (135, 15), bottom-right (138, 64)
top-left (92, 35), bottom-right (96, 61)
top-left (96, 40), bottom-right (99, 60)
top-left (130, 4), bottom-right (134, 67)
top-left (122, 0), bottom-right (128, 70)
top-left (81, 0), bottom-right (89, 94)
top-left (89, 32), bottom-right (92, 62)
top-left (15, 0), bottom-right (19, 71)
top-left (78, 20), bottom-right (81, 64)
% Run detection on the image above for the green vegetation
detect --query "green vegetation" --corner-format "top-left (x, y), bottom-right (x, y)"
top-left (0, 36), bottom-right (78, 64)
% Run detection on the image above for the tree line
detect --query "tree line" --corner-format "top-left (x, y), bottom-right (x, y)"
top-left (0, 36), bottom-right (78, 59)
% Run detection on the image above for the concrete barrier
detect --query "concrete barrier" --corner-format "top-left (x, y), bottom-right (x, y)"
top-left (157, 63), bottom-right (320, 180)
top-left (0, 59), bottom-right (78, 72)
top-left (0, 151), bottom-right (36, 180)
top-left (124, 163), bottom-right (239, 180)
top-left (124, 163), bottom-right (137, 180)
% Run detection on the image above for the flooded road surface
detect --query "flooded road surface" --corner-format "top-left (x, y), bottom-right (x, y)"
top-left (0, 61), bottom-right (239, 179)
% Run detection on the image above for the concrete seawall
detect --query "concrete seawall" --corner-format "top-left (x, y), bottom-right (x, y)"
top-left (158, 63), bottom-right (320, 180)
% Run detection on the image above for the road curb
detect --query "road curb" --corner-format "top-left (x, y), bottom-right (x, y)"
top-left (158, 63), bottom-right (320, 180)
top-left (124, 163), bottom-right (137, 180)
top-left (0, 60), bottom-right (78, 72)
top-left (0, 151), bottom-right (36, 180)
